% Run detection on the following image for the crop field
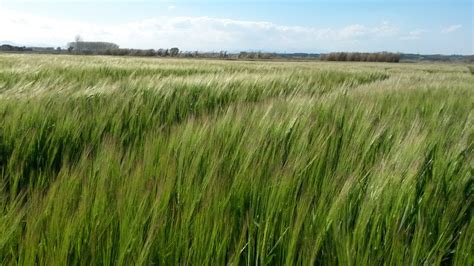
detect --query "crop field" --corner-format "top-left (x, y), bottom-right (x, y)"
top-left (0, 54), bottom-right (472, 265)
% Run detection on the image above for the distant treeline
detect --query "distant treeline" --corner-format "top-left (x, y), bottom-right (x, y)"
top-left (278, 53), bottom-right (320, 59)
top-left (238, 52), bottom-right (276, 59)
top-left (68, 42), bottom-right (201, 58)
top-left (320, 52), bottom-right (401, 62)
top-left (2, 42), bottom-right (473, 62)
top-left (400, 53), bottom-right (474, 62)
top-left (104, 48), bottom-right (186, 57)
top-left (0, 44), bottom-right (33, 52)
top-left (0, 44), bottom-right (63, 53)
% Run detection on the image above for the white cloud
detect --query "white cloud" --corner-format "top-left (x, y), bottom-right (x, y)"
top-left (338, 22), bottom-right (398, 40)
top-left (168, 5), bottom-right (176, 10)
top-left (400, 29), bottom-right (426, 40)
top-left (0, 8), bottom-right (403, 52)
top-left (441, 24), bottom-right (462, 33)
top-left (373, 21), bottom-right (399, 37)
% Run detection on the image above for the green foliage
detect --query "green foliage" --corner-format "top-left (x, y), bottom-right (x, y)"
top-left (169, 47), bottom-right (180, 57)
top-left (321, 52), bottom-right (401, 62)
top-left (0, 54), bottom-right (472, 265)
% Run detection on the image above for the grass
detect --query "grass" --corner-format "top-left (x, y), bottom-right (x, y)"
top-left (468, 66), bottom-right (474, 75)
top-left (0, 54), bottom-right (473, 265)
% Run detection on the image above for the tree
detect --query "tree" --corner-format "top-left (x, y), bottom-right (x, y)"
top-left (170, 47), bottom-right (179, 57)
top-left (238, 52), bottom-right (248, 59)
top-left (156, 49), bottom-right (165, 56)
top-left (219, 51), bottom-right (228, 59)
top-left (74, 35), bottom-right (83, 54)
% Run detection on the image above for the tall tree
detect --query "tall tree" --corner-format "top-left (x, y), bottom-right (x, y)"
top-left (74, 35), bottom-right (83, 54)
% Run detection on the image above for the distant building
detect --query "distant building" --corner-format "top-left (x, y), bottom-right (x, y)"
top-left (67, 41), bottom-right (119, 53)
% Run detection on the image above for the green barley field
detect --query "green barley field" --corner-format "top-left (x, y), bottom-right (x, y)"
top-left (0, 54), bottom-right (472, 265)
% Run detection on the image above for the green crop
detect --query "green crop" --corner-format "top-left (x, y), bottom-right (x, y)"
top-left (0, 54), bottom-right (472, 265)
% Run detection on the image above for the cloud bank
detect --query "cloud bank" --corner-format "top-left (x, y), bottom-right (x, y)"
top-left (0, 8), bottom-right (402, 52)
top-left (0, 8), bottom-right (470, 54)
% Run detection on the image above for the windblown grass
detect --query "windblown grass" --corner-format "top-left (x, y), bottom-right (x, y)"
top-left (467, 66), bottom-right (474, 75)
top-left (0, 54), bottom-right (472, 265)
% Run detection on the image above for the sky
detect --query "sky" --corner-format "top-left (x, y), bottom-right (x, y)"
top-left (0, 0), bottom-right (472, 54)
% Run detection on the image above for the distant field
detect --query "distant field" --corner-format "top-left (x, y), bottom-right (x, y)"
top-left (0, 54), bottom-right (472, 265)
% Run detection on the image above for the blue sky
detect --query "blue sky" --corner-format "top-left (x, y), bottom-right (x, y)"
top-left (0, 0), bottom-right (472, 54)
